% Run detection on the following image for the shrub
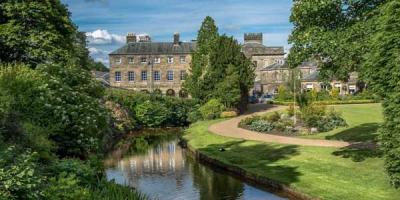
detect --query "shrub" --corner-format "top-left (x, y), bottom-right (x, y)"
top-left (50, 159), bottom-right (100, 188)
top-left (239, 115), bottom-right (262, 127)
top-left (265, 111), bottom-right (281, 122)
top-left (90, 180), bottom-right (147, 200)
top-left (199, 99), bottom-right (225, 120)
top-left (0, 147), bottom-right (43, 200)
top-left (248, 120), bottom-right (274, 132)
top-left (135, 101), bottom-right (168, 127)
top-left (43, 173), bottom-right (90, 200)
top-left (220, 111), bottom-right (238, 118)
top-left (188, 109), bottom-right (203, 123)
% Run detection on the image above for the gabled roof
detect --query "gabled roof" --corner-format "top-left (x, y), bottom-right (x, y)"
top-left (109, 42), bottom-right (196, 55)
top-left (241, 43), bottom-right (284, 57)
top-left (260, 62), bottom-right (289, 71)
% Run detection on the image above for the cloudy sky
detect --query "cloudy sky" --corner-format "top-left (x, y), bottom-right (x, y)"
top-left (61, 0), bottom-right (293, 66)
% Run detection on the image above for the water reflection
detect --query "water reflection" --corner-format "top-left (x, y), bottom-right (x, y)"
top-left (106, 132), bottom-right (287, 200)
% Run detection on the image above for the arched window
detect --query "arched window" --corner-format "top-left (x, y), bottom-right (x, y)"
top-left (166, 89), bottom-right (175, 96)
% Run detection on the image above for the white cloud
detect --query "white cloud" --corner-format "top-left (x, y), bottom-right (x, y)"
top-left (86, 29), bottom-right (125, 45)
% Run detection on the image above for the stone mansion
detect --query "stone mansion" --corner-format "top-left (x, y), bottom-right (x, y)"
top-left (108, 33), bottom-right (360, 96)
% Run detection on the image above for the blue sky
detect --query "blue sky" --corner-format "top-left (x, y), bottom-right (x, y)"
top-left (61, 0), bottom-right (293, 66)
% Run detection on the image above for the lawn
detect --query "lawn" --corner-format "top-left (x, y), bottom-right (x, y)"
top-left (184, 113), bottom-right (399, 200)
top-left (300, 103), bottom-right (383, 142)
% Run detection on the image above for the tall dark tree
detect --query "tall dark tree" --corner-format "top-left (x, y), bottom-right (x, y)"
top-left (288, 0), bottom-right (400, 187)
top-left (184, 16), bottom-right (219, 100)
top-left (185, 16), bottom-right (254, 112)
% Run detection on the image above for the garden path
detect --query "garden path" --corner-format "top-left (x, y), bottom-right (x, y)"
top-left (209, 104), bottom-right (350, 148)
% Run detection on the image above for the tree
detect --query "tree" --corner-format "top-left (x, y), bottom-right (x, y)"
top-left (185, 17), bottom-right (254, 112)
top-left (288, 0), bottom-right (400, 187)
top-left (0, 0), bottom-right (78, 68)
top-left (184, 16), bottom-right (219, 100)
top-left (363, 0), bottom-right (400, 187)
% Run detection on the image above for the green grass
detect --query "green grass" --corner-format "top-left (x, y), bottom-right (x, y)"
top-left (300, 103), bottom-right (383, 142)
top-left (184, 116), bottom-right (400, 200)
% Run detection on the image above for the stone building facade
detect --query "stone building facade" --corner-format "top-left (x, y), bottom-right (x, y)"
top-left (109, 33), bottom-right (195, 97)
top-left (109, 32), bottom-right (360, 97)
top-left (301, 71), bottom-right (360, 95)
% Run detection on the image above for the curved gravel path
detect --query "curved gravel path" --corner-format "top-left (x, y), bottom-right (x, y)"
top-left (208, 104), bottom-right (350, 148)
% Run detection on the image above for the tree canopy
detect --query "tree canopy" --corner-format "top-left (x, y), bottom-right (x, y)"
top-left (184, 17), bottom-right (254, 112)
top-left (288, 0), bottom-right (400, 187)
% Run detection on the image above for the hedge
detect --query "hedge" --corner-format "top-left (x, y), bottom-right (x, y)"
top-left (271, 99), bottom-right (378, 106)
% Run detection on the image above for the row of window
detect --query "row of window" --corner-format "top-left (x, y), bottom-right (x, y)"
top-left (115, 56), bottom-right (186, 64)
top-left (114, 70), bottom-right (186, 82)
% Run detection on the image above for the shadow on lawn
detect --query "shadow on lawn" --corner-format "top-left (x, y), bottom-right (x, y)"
top-left (199, 140), bottom-right (301, 185)
top-left (328, 123), bottom-right (382, 162)
top-left (326, 123), bottom-right (380, 143)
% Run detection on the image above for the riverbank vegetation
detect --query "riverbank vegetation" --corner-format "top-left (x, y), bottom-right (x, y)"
top-left (184, 104), bottom-right (400, 200)
top-left (0, 1), bottom-right (146, 199)
top-left (288, 0), bottom-right (400, 187)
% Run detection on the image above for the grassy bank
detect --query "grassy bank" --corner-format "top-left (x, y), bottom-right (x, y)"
top-left (301, 103), bottom-right (383, 142)
top-left (184, 118), bottom-right (399, 199)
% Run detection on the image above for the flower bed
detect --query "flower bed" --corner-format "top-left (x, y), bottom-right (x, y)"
top-left (239, 105), bottom-right (348, 135)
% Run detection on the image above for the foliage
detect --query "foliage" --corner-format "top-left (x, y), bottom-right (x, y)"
top-left (220, 111), bottom-right (238, 118)
top-left (106, 89), bottom-right (198, 127)
top-left (198, 99), bottom-right (225, 120)
top-left (0, 147), bottom-right (43, 200)
top-left (188, 109), bottom-right (203, 123)
top-left (43, 173), bottom-right (90, 200)
top-left (90, 180), bottom-right (147, 200)
top-left (276, 85), bottom-right (290, 101)
top-left (185, 17), bottom-right (255, 112)
top-left (239, 115), bottom-right (263, 127)
top-left (248, 120), bottom-right (275, 132)
top-left (135, 101), bottom-right (168, 127)
top-left (330, 88), bottom-right (340, 99)
top-left (288, 0), bottom-right (399, 186)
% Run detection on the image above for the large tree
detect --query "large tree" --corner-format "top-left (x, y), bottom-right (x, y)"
top-left (288, 0), bottom-right (400, 187)
top-left (184, 16), bottom-right (219, 100)
top-left (185, 17), bottom-right (254, 112)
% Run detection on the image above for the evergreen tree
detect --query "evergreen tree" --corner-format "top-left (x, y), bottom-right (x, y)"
top-left (184, 16), bottom-right (218, 100)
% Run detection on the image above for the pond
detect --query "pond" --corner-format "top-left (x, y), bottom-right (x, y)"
top-left (105, 130), bottom-right (289, 200)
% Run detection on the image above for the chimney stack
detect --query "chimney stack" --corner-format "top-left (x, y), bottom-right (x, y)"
top-left (173, 32), bottom-right (180, 45)
top-left (244, 33), bottom-right (263, 45)
top-left (126, 33), bottom-right (136, 43)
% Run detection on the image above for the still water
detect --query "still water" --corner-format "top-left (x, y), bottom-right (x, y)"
top-left (105, 131), bottom-right (288, 200)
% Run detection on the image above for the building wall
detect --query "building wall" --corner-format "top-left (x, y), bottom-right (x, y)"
top-left (109, 54), bottom-right (191, 96)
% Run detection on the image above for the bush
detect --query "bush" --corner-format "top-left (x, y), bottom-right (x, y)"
top-left (199, 99), bottom-right (225, 120)
top-left (43, 173), bottom-right (90, 200)
top-left (0, 147), bottom-right (43, 200)
top-left (266, 111), bottom-right (281, 122)
top-left (248, 120), bottom-right (274, 132)
top-left (135, 101), bottom-right (168, 127)
top-left (220, 111), bottom-right (238, 118)
top-left (239, 115), bottom-right (262, 127)
top-left (90, 180), bottom-right (147, 200)
top-left (188, 109), bottom-right (203, 123)
top-left (49, 159), bottom-right (100, 188)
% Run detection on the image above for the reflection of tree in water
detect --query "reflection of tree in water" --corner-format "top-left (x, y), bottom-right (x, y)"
top-left (189, 157), bottom-right (244, 200)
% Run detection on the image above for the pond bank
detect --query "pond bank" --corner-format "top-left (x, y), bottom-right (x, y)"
top-left (105, 129), bottom-right (287, 200)
top-left (183, 140), bottom-right (314, 200)
top-left (183, 119), bottom-right (400, 200)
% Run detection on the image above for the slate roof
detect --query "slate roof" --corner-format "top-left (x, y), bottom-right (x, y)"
top-left (302, 71), bottom-right (319, 81)
top-left (110, 42), bottom-right (197, 55)
top-left (260, 62), bottom-right (289, 71)
top-left (241, 43), bottom-right (284, 57)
